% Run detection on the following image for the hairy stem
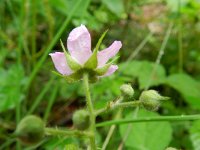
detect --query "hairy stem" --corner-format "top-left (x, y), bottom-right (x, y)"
top-left (45, 127), bottom-right (92, 138)
top-left (95, 99), bottom-right (141, 116)
top-left (96, 114), bottom-right (200, 127)
top-left (83, 73), bottom-right (96, 150)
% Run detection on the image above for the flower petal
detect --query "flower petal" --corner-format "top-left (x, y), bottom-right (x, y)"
top-left (49, 52), bottom-right (73, 75)
top-left (101, 65), bottom-right (118, 77)
top-left (97, 41), bottom-right (122, 67)
top-left (67, 24), bottom-right (92, 65)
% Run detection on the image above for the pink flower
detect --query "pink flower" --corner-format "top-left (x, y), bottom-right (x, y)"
top-left (50, 25), bottom-right (122, 79)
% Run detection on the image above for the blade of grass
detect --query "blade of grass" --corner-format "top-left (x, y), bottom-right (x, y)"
top-left (0, 139), bottom-right (15, 150)
top-left (30, 0), bottom-right (37, 65)
top-left (127, 32), bottom-right (153, 61)
top-left (27, 76), bottom-right (55, 115)
top-left (101, 109), bottom-right (122, 150)
top-left (43, 84), bottom-right (58, 122)
top-left (117, 107), bottom-right (139, 150)
top-left (145, 22), bottom-right (173, 90)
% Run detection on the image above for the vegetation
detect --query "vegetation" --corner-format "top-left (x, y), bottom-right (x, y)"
top-left (1, 0), bottom-right (200, 149)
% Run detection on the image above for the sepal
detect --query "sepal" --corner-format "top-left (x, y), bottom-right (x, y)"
top-left (84, 30), bottom-right (108, 69)
top-left (60, 39), bottom-right (82, 71)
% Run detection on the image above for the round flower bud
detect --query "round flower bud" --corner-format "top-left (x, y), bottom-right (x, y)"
top-left (120, 84), bottom-right (134, 98)
top-left (15, 115), bottom-right (45, 146)
top-left (139, 90), bottom-right (168, 111)
top-left (72, 109), bottom-right (90, 130)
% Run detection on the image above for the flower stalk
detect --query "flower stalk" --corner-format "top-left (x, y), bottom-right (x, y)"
top-left (45, 127), bottom-right (92, 138)
top-left (83, 73), bottom-right (96, 150)
top-left (96, 114), bottom-right (200, 127)
top-left (95, 98), bottom-right (141, 116)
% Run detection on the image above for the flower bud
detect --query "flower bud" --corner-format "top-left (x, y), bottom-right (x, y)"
top-left (72, 109), bottom-right (90, 130)
top-left (120, 84), bottom-right (134, 98)
top-left (139, 90), bottom-right (168, 111)
top-left (15, 115), bottom-right (45, 146)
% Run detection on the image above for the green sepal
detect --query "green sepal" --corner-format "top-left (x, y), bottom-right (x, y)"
top-left (60, 39), bottom-right (82, 71)
top-left (94, 29), bottom-right (108, 52)
top-left (95, 56), bottom-right (119, 76)
top-left (84, 30), bottom-right (108, 69)
top-left (160, 96), bottom-right (170, 101)
top-left (51, 71), bottom-right (80, 83)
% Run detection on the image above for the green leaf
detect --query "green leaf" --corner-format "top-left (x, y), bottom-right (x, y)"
top-left (102, 0), bottom-right (125, 18)
top-left (49, 0), bottom-right (89, 17)
top-left (119, 61), bottom-right (166, 89)
top-left (0, 65), bottom-right (26, 112)
top-left (166, 0), bottom-right (189, 12)
top-left (119, 109), bottom-right (172, 150)
top-left (95, 56), bottom-right (119, 76)
top-left (190, 120), bottom-right (200, 150)
top-left (165, 73), bottom-right (200, 109)
top-left (60, 40), bottom-right (82, 71)
top-left (84, 30), bottom-right (108, 69)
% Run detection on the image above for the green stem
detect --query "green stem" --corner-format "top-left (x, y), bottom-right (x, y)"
top-left (83, 73), bottom-right (96, 150)
top-left (178, 0), bottom-right (183, 72)
top-left (96, 114), bottom-right (200, 127)
top-left (95, 99), bottom-right (141, 116)
top-left (45, 127), bottom-right (92, 138)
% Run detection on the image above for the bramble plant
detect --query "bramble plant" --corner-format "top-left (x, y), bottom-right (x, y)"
top-left (14, 25), bottom-right (200, 150)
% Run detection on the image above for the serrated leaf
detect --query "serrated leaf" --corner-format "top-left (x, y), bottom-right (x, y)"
top-left (102, 0), bottom-right (125, 18)
top-left (84, 30), bottom-right (108, 69)
top-left (60, 39), bottom-right (82, 71)
top-left (119, 109), bottom-right (172, 150)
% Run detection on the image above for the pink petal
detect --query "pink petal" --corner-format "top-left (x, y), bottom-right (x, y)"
top-left (97, 41), bottom-right (122, 67)
top-left (67, 24), bottom-right (92, 65)
top-left (49, 52), bottom-right (73, 75)
top-left (101, 65), bottom-right (118, 77)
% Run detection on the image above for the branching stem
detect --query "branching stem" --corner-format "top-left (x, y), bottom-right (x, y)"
top-left (95, 99), bottom-right (141, 116)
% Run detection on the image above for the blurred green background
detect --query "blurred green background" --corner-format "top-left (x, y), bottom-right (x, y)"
top-left (1, 0), bottom-right (200, 149)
